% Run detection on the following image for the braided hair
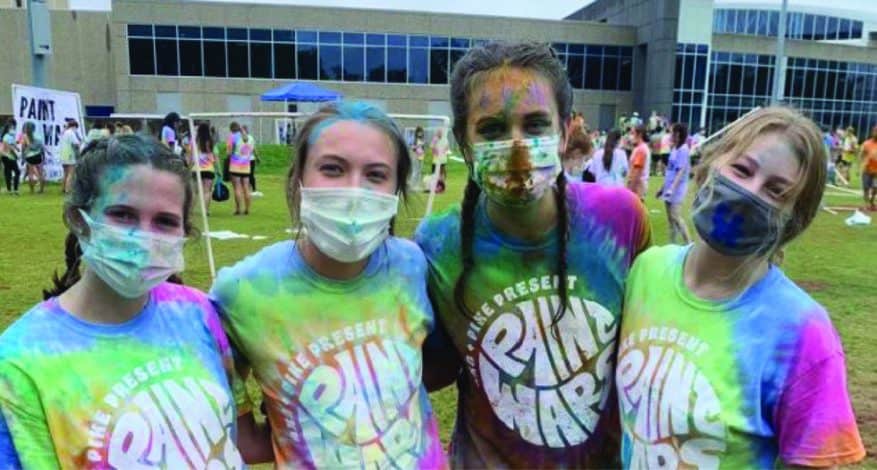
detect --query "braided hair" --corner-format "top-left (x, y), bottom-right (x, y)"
top-left (449, 41), bottom-right (573, 325)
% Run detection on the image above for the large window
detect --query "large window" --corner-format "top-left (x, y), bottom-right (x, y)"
top-left (713, 9), bottom-right (864, 41)
top-left (672, 43), bottom-right (710, 131)
top-left (126, 24), bottom-right (633, 91)
top-left (707, 51), bottom-right (877, 142)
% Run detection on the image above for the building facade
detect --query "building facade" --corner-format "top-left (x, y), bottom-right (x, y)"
top-left (1, 0), bottom-right (876, 138)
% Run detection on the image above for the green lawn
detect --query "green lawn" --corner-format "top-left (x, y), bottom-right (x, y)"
top-left (0, 150), bottom-right (874, 466)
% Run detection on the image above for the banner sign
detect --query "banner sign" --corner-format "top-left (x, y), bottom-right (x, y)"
top-left (11, 84), bottom-right (84, 181)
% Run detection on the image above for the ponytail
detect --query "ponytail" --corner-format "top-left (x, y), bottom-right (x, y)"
top-left (43, 232), bottom-right (83, 299)
top-left (603, 130), bottom-right (621, 172)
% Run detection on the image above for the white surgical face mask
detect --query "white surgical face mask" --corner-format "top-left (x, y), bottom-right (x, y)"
top-left (471, 135), bottom-right (561, 207)
top-left (77, 210), bottom-right (185, 299)
top-left (299, 187), bottom-right (399, 263)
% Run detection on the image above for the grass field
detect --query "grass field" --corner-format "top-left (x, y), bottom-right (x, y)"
top-left (0, 147), bottom-right (874, 466)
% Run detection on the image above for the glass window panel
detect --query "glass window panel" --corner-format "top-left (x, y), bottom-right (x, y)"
top-left (746, 10), bottom-right (759, 35)
top-left (227, 28), bottom-right (247, 40)
top-left (429, 47), bottom-right (448, 84)
top-left (714, 10), bottom-right (726, 32)
top-left (128, 38), bottom-right (155, 74)
top-left (724, 9), bottom-right (735, 33)
top-left (319, 45), bottom-right (342, 80)
top-left (250, 42), bottom-right (271, 78)
top-left (178, 26), bottom-right (200, 39)
top-left (694, 55), bottom-right (707, 90)
top-left (674, 55), bottom-right (684, 89)
top-left (735, 9), bottom-right (747, 33)
top-left (408, 47), bottom-right (428, 84)
top-left (298, 30), bottom-right (318, 43)
top-left (851, 21), bottom-right (862, 39)
top-left (410, 35), bottom-right (429, 48)
top-left (451, 38), bottom-right (470, 49)
top-left (728, 64), bottom-right (743, 94)
top-left (319, 31), bottom-right (341, 44)
top-left (602, 56), bottom-right (619, 90)
top-left (755, 66), bottom-right (772, 96)
top-left (366, 46), bottom-right (385, 82)
top-left (619, 56), bottom-right (632, 90)
top-left (343, 32), bottom-right (364, 45)
top-left (605, 46), bottom-right (619, 56)
top-left (826, 17), bottom-right (839, 40)
top-left (203, 27), bottom-right (224, 40)
top-left (387, 47), bottom-right (406, 83)
top-left (250, 29), bottom-right (270, 41)
top-left (813, 15), bottom-right (826, 40)
top-left (838, 19), bottom-right (851, 39)
top-left (801, 14), bottom-right (814, 40)
top-left (584, 56), bottom-right (601, 89)
top-left (756, 10), bottom-right (769, 35)
top-left (128, 24), bottom-right (152, 37)
top-left (204, 41), bottom-right (226, 77)
top-left (790, 69), bottom-right (805, 97)
top-left (273, 29), bottom-right (294, 43)
top-left (155, 25), bottom-right (176, 38)
top-left (297, 44), bottom-right (317, 79)
top-left (430, 36), bottom-right (449, 48)
top-left (742, 65), bottom-right (756, 95)
top-left (343, 46), bottom-right (364, 81)
top-left (274, 43), bottom-right (295, 79)
top-left (569, 44), bottom-right (584, 54)
top-left (227, 41), bottom-right (248, 77)
top-left (387, 34), bottom-right (406, 47)
top-left (814, 70), bottom-right (827, 98)
top-left (586, 45), bottom-right (602, 56)
top-left (179, 40), bottom-right (202, 76)
top-left (450, 49), bottom-right (467, 74)
top-left (567, 54), bottom-right (584, 89)
top-left (768, 11), bottom-right (779, 36)
top-left (155, 39), bottom-right (178, 76)
top-left (367, 34), bottom-right (385, 46)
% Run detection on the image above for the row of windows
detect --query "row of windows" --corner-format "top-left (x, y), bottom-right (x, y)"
top-left (713, 9), bottom-right (864, 41)
top-left (706, 51), bottom-right (877, 138)
top-left (127, 24), bottom-right (633, 91)
top-left (671, 43), bottom-right (710, 132)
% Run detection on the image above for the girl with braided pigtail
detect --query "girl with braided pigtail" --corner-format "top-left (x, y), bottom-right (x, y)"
top-left (414, 41), bottom-right (651, 468)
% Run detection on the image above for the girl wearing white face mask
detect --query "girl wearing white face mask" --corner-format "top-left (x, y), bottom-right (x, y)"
top-left (414, 42), bottom-right (652, 468)
top-left (210, 102), bottom-right (447, 467)
top-left (0, 135), bottom-right (245, 468)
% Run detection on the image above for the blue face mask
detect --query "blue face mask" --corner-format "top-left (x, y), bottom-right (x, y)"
top-left (692, 173), bottom-right (788, 257)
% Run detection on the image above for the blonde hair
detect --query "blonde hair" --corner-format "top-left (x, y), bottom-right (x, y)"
top-left (693, 106), bottom-right (826, 261)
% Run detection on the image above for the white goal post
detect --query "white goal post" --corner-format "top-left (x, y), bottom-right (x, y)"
top-left (113, 111), bottom-right (450, 281)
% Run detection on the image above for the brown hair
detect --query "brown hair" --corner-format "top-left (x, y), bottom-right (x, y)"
top-left (565, 128), bottom-right (592, 160)
top-left (693, 106), bottom-right (826, 258)
top-left (285, 101), bottom-right (411, 232)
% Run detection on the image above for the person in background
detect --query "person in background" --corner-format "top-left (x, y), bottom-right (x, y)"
top-left (647, 110), bottom-right (660, 134)
top-left (0, 119), bottom-right (20, 196)
top-left (83, 121), bottom-right (105, 148)
top-left (859, 124), bottom-right (877, 211)
top-left (617, 106), bottom-right (865, 468)
top-left (411, 126), bottom-right (426, 191)
top-left (657, 122), bottom-right (692, 244)
top-left (586, 128), bottom-right (629, 187)
top-left (59, 119), bottom-right (82, 194)
top-left (0, 135), bottom-right (244, 467)
top-left (226, 121), bottom-right (252, 215)
top-left (241, 125), bottom-right (261, 197)
top-left (430, 127), bottom-right (449, 192)
top-left (160, 112), bottom-right (181, 154)
top-left (840, 126), bottom-right (858, 182)
top-left (626, 124), bottom-right (651, 200)
top-left (191, 122), bottom-right (217, 215)
top-left (19, 121), bottom-right (45, 194)
top-left (562, 127), bottom-right (593, 182)
top-left (210, 102), bottom-right (447, 467)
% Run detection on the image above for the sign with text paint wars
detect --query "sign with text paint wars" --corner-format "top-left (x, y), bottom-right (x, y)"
top-left (11, 84), bottom-right (84, 182)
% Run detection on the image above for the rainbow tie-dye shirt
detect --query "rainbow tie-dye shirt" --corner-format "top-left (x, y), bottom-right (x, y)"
top-left (0, 283), bottom-right (243, 469)
top-left (617, 245), bottom-right (865, 468)
top-left (210, 238), bottom-right (447, 469)
top-left (414, 183), bottom-right (651, 468)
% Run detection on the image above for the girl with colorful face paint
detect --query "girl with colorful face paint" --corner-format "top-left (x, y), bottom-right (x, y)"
top-left (414, 41), bottom-right (651, 468)
top-left (617, 107), bottom-right (865, 469)
top-left (210, 102), bottom-right (447, 468)
top-left (0, 135), bottom-right (245, 468)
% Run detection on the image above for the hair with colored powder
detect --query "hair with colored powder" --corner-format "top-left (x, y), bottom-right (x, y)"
top-left (286, 101), bottom-right (411, 235)
top-left (449, 41), bottom-right (573, 325)
top-left (43, 134), bottom-right (196, 299)
top-left (692, 106), bottom-right (826, 264)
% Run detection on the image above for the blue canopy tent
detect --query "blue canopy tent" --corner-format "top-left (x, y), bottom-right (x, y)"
top-left (259, 82), bottom-right (342, 103)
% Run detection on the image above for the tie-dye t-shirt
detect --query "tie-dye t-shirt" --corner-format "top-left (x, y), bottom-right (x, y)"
top-left (210, 238), bottom-right (447, 469)
top-left (414, 183), bottom-right (651, 468)
top-left (0, 282), bottom-right (244, 469)
top-left (617, 245), bottom-right (865, 469)
top-left (226, 132), bottom-right (251, 175)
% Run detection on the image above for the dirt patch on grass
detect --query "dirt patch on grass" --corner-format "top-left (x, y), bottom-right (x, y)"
top-left (798, 280), bottom-right (829, 292)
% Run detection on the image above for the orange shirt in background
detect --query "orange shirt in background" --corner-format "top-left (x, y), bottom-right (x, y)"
top-left (863, 139), bottom-right (877, 174)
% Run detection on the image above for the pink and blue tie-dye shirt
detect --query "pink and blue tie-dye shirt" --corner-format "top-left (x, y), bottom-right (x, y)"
top-left (0, 283), bottom-right (244, 469)
top-left (617, 245), bottom-right (865, 468)
top-left (210, 238), bottom-right (447, 469)
top-left (414, 183), bottom-right (651, 468)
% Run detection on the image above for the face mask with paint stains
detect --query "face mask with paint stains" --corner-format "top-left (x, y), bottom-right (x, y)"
top-left (471, 134), bottom-right (561, 207)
